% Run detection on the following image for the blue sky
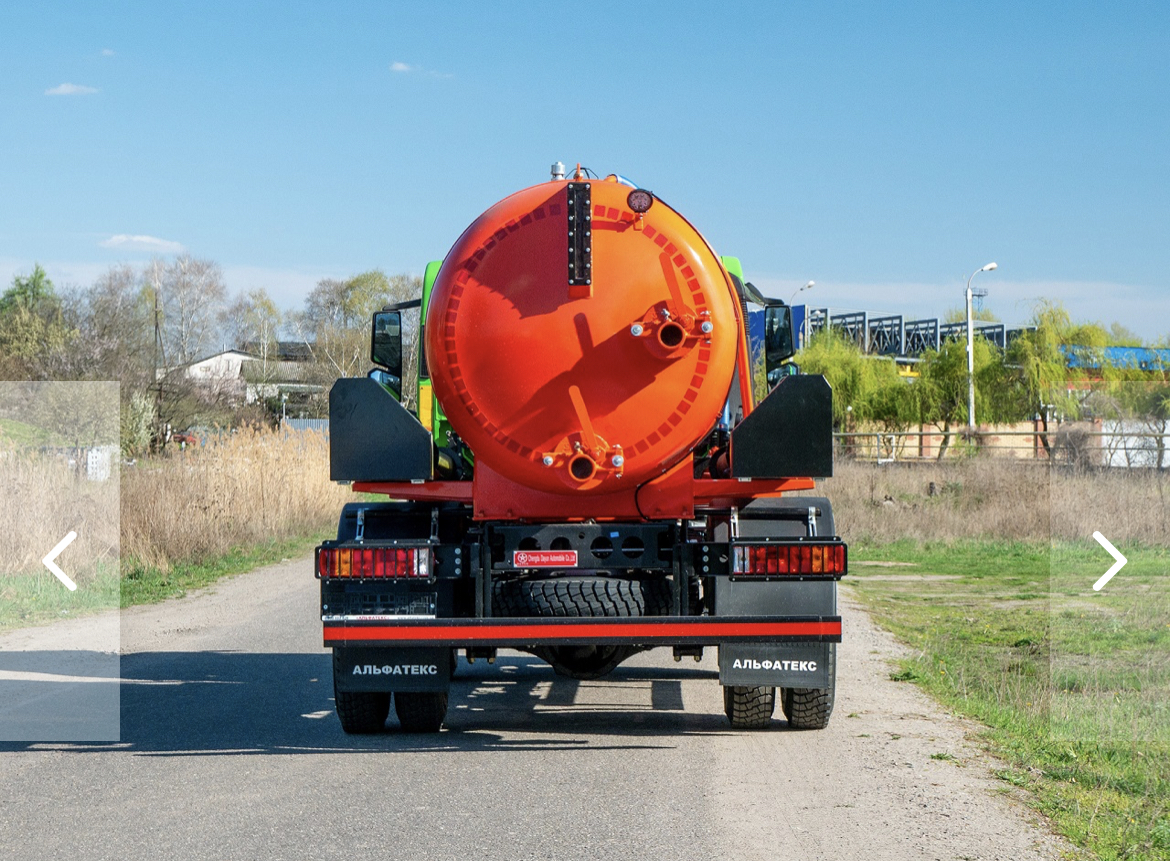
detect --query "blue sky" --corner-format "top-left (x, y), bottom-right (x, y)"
top-left (2, 2), bottom-right (1167, 337)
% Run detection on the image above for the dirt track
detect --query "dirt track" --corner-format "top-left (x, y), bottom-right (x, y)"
top-left (0, 557), bottom-right (1067, 860)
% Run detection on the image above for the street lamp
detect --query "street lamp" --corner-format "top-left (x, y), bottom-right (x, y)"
top-left (789, 280), bottom-right (815, 306)
top-left (966, 262), bottom-right (998, 431)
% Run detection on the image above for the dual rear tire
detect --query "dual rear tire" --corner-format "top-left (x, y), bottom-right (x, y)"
top-left (722, 645), bottom-right (837, 730)
top-left (332, 650), bottom-right (449, 734)
top-left (333, 689), bottom-right (449, 734)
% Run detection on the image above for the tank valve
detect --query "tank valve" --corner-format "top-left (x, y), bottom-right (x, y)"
top-left (611, 455), bottom-right (624, 468)
top-left (701, 321), bottom-right (714, 334)
top-left (551, 161), bottom-right (565, 181)
top-left (630, 323), bottom-right (644, 337)
top-left (542, 455), bottom-right (554, 466)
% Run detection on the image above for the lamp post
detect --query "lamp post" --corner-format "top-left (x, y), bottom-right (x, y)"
top-left (966, 262), bottom-right (998, 431)
top-left (789, 280), bottom-right (815, 306)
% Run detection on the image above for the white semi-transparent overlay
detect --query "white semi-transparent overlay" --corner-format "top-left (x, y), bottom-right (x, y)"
top-left (0, 382), bottom-right (121, 741)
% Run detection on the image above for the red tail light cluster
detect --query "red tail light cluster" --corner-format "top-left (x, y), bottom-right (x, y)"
top-left (732, 542), bottom-right (846, 577)
top-left (316, 546), bottom-right (431, 580)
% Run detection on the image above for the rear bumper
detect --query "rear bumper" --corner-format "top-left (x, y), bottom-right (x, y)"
top-left (323, 615), bottom-right (841, 648)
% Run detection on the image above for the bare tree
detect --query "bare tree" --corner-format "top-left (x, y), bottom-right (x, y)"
top-left (226, 288), bottom-right (282, 379)
top-left (51, 265), bottom-right (154, 387)
top-left (147, 255), bottom-right (228, 367)
top-left (294, 271), bottom-right (421, 382)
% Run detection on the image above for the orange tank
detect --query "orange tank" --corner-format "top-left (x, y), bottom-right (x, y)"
top-left (425, 176), bottom-right (743, 497)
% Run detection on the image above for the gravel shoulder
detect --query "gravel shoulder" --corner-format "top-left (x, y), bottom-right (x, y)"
top-left (0, 558), bottom-right (1069, 861)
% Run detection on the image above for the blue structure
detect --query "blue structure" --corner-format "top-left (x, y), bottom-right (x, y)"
top-left (1063, 346), bottom-right (1170, 371)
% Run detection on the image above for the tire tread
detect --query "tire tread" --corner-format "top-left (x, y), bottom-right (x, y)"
top-left (723, 685), bottom-right (776, 729)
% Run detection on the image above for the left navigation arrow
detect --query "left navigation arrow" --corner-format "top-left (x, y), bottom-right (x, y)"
top-left (42, 531), bottom-right (78, 591)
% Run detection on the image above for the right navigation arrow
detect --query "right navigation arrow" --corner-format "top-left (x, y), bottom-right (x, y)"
top-left (1092, 531), bottom-right (1127, 592)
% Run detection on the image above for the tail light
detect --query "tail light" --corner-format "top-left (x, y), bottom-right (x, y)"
top-left (731, 542), bottom-right (846, 577)
top-left (316, 546), bottom-right (431, 580)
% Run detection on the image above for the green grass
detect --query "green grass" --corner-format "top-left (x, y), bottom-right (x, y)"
top-left (0, 417), bottom-right (65, 447)
top-left (119, 530), bottom-right (330, 607)
top-left (0, 562), bottom-right (121, 631)
top-left (849, 539), bottom-right (1170, 860)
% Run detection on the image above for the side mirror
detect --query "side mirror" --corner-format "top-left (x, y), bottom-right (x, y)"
top-left (371, 311), bottom-right (403, 393)
top-left (764, 304), bottom-right (796, 386)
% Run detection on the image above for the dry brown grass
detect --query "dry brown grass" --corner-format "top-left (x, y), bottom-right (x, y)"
top-left (801, 457), bottom-right (1170, 545)
top-left (121, 428), bottom-right (353, 570)
top-left (0, 452), bottom-right (119, 581)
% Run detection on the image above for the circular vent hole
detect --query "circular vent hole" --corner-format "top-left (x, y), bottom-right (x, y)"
top-left (550, 536), bottom-right (572, 551)
top-left (621, 537), bottom-right (645, 559)
top-left (590, 537), bottom-right (614, 559)
top-left (518, 537), bottom-right (540, 551)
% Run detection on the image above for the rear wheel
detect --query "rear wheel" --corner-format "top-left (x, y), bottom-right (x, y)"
top-left (781, 644), bottom-right (836, 729)
top-left (493, 576), bottom-right (673, 680)
top-left (394, 691), bottom-right (448, 733)
top-left (333, 652), bottom-right (390, 734)
top-left (723, 685), bottom-right (776, 729)
top-left (335, 690), bottom-right (391, 734)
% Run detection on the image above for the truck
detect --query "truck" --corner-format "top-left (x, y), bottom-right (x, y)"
top-left (317, 164), bottom-right (846, 733)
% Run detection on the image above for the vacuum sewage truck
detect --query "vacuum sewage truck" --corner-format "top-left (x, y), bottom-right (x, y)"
top-left (317, 165), bottom-right (846, 733)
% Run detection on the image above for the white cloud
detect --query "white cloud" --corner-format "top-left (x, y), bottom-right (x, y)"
top-left (101, 48), bottom-right (115, 57)
top-left (100, 234), bottom-right (184, 254)
top-left (45, 83), bottom-right (99, 96)
top-left (390, 60), bottom-right (452, 79)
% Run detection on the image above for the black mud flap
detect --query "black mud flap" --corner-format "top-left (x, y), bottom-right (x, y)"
top-left (329, 377), bottom-right (432, 482)
top-left (730, 374), bottom-right (833, 478)
top-left (719, 642), bottom-right (831, 688)
top-left (333, 646), bottom-right (450, 693)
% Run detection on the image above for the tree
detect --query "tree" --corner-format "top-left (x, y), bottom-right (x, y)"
top-left (226, 288), bottom-right (282, 377)
top-left (0, 265), bottom-right (74, 379)
top-left (146, 255), bottom-right (228, 368)
top-left (796, 328), bottom-right (918, 460)
top-left (797, 329), bottom-right (884, 428)
top-left (1108, 322), bottom-right (1143, 347)
top-left (294, 270), bottom-right (421, 384)
top-left (0, 264), bottom-right (57, 316)
top-left (51, 265), bottom-right (155, 387)
top-left (916, 336), bottom-right (1014, 459)
top-left (19, 380), bottom-right (120, 449)
top-left (1004, 300), bottom-right (1080, 456)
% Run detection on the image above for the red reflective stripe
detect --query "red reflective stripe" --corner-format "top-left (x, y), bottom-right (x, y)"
top-left (323, 619), bottom-right (841, 643)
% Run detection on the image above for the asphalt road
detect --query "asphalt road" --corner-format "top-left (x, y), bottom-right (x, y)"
top-left (0, 558), bottom-right (1066, 861)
